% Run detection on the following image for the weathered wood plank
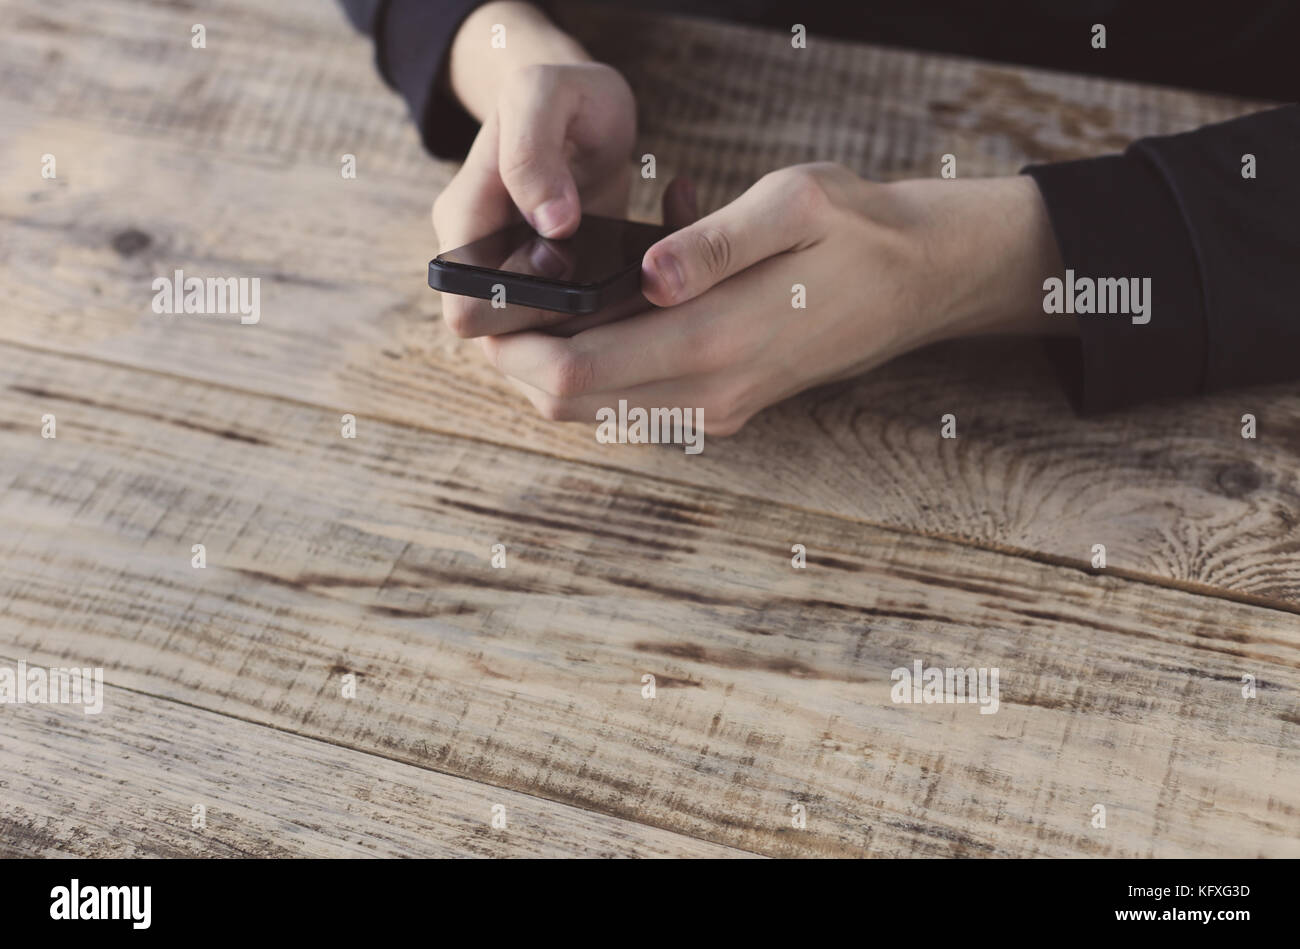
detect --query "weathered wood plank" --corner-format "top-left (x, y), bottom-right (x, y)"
top-left (1, 0), bottom-right (1295, 609)
top-left (2, 345), bottom-right (1297, 857)
top-left (0, 660), bottom-right (753, 857)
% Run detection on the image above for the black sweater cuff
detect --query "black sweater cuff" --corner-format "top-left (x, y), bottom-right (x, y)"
top-left (1025, 105), bottom-right (1300, 415)
top-left (344, 0), bottom-right (484, 159)
top-left (1023, 151), bottom-right (1208, 414)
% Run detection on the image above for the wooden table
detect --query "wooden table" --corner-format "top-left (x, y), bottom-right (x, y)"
top-left (1, 0), bottom-right (1296, 858)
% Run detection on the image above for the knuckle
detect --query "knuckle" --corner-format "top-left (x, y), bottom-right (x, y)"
top-left (477, 335), bottom-right (502, 368)
top-left (804, 159), bottom-right (849, 179)
top-left (691, 226), bottom-right (732, 279)
top-left (532, 393), bottom-right (569, 422)
top-left (707, 379), bottom-right (752, 434)
top-left (506, 63), bottom-right (552, 94)
top-left (546, 347), bottom-right (596, 398)
top-left (689, 325), bottom-right (741, 374)
top-left (499, 137), bottom-right (546, 183)
top-left (431, 192), bottom-right (452, 232)
top-left (702, 412), bottom-right (745, 437)
top-left (779, 165), bottom-right (833, 223)
top-left (442, 298), bottom-right (482, 338)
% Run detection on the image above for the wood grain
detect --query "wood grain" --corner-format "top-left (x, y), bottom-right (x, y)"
top-left (1, 0), bottom-right (1296, 613)
top-left (3, 345), bottom-right (1297, 858)
top-left (0, 659), bottom-right (752, 857)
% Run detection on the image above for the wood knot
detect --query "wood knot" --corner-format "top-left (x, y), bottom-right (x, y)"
top-left (111, 228), bottom-right (152, 257)
top-left (1214, 461), bottom-right (1263, 498)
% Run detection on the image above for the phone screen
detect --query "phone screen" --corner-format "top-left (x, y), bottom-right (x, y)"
top-left (436, 215), bottom-right (669, 287)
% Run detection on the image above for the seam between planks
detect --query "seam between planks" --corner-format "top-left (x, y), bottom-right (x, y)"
top-left (5, 336), bottom-right (1300, 624)
top-left (0, 652), bottom-right (768, 860)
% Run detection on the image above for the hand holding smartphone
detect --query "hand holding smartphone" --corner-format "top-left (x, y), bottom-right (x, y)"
top-left (429, 215), bottom-right (671, 336)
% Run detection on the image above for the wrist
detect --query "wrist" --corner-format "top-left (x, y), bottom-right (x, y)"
top-left (887, 175), bottom-right (1069, 346)
top-left (448, 2), bottom-right (593, 121)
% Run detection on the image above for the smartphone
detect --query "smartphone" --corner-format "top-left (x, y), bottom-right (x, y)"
top-left (428, 215), bottom-right (671, 316)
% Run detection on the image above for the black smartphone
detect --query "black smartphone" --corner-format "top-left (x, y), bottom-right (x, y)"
top-left (428, 215), bottom-right (671, 315)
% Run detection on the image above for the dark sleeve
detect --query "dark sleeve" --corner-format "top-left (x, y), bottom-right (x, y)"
top-left (1023, 104), bottom-right (1300, 414)
top-left (338, 0), bottom-right (485, 159)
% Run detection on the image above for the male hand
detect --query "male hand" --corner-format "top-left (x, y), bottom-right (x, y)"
top-left (477, 165), bottom-right (1066, 434)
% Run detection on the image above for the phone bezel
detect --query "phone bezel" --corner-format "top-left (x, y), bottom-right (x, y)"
top-left (428, 255), bottom-right (641, 315)
top-left (428, 215), bottom-right (669, 316)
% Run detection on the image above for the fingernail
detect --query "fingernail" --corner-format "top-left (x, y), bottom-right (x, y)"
top-left (532, 197), bottom-right (571, 237)
top-left (646, 251), bottom-right (684, 300)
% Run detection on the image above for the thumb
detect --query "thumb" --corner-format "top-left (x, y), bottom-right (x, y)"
top-left (641, 172), bottom-right (810, 307)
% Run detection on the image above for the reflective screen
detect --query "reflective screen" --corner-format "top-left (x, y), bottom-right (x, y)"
top-left (435, 215), bottom-right (671, 287)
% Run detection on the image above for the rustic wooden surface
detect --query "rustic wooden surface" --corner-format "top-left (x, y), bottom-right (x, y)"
top-left (0, 0), bottom-right (1296, 857)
